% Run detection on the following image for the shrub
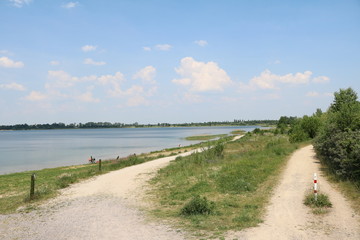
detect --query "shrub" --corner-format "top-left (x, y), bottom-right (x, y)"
top-left (180, 195), bottom-right (215, 215)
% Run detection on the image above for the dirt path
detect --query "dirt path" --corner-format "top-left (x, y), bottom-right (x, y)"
top-left (1, 143), bottom-right (359, 240)
top-left (0, 150), bottom-right (204, 240)
top-left (228, 145), bottom-right (360, 240)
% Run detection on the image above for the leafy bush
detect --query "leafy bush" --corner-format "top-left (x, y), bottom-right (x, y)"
top-left (314, 88), bottom-right (360, 183)
top-left (180, 195), bottom-right (215, 215)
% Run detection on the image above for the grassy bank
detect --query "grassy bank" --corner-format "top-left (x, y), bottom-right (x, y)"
top-left (0, 142), bottom-right (215, 214)
top-left (149, 132), bottom-right (299, 238)
top-left (185, 134), bottom-right (228, 141)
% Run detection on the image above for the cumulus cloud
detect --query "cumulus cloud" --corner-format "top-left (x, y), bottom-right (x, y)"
top-left (194, 40), bottom-right (208, 47)
top-left (97, 72), bottom-right (125, 96)
top-left (133, 66), bottom-right (156, 84)
top-left (306, 91), bottom-right (333, 97)
top-left (246, 69), bottom-right (316, 90)
top-left (0, 82), bottom-right (26, 91)
top-left (313, 76), bottom-right (330, 83)
top-left (25, 91), bottom-right (48, 101)
top-left (0, 56), bottom-right (24, 68)
top-left (84, 58), bottom-right (106, 66)
top-left (42, 70), bottom-right (154, 107)
top-left (8, 0), bottom-right (32, 8)
top-left (172, 57), bottom-right (232, 92)
top-left (62, 2), bottom-right (79, 9)
top-left (81, 45), bottom-right (97, 52)
top-left (155, 44), bottom-right (172, 51)
top-left (47, 70), bottom-right (77, 89)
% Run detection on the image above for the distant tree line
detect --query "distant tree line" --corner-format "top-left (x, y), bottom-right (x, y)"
top-left (0, 119), bottom-right (277, 131)
top-left (276, 87), bottom-right (360, 184)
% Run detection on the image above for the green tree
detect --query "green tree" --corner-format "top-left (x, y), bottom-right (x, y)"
top-left (314, 87), bottom-right (360, 183)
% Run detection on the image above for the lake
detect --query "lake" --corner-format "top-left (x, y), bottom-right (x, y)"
top-left (0, 126), bottom-right (258, 175)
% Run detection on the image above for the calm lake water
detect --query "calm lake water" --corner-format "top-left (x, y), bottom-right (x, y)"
top-left (0, 126), bottom-right (258, 175)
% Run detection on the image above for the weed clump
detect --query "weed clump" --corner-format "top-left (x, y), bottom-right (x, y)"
top-left (304, 193), bottom-right (332, 214)
top-left (180, 195), bottom-right (215, 215)
top-left (304, 193), bottom-right (332, 208)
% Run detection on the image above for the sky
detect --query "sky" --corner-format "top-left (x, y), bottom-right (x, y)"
top-left (1, 0), bottom-right (360, 125)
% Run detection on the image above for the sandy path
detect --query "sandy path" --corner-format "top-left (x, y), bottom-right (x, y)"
top-left (228, 145), bottom-right (360, 240)
top-left (1, 143), bottom-right (359, 240)
top-left (0, 149), bottom-right (205, 240)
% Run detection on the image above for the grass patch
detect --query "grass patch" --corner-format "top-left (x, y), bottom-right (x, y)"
top-left (185, 134), bottom-right (228, 141)
top-left (316, 169), bottom-right (360, 214)
top-left (180, 195), bottom-right (215, 215)
top-left (304, 193), bottom-right (332, 214)
top-left (230, 130), bottom-right (246, 135)
top-left (149, 132), bottom-right (299, 237)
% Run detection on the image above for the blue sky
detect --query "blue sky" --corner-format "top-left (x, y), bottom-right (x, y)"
top-left (1, 0), bottom-right (359, 125)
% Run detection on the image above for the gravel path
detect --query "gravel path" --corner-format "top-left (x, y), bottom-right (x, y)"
top-left (0, 150), bottom-right (203, 240)
top-left (1, 143), bottom-right (359, 240)
top-left (227, 145), bottom-right (360, 240)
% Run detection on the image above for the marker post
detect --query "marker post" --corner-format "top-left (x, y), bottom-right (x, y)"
top-left (314, 173), bottom-right (318, 201)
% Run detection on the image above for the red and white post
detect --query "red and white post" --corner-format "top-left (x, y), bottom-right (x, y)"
top-left (313, 173), bottom-right (318, 201)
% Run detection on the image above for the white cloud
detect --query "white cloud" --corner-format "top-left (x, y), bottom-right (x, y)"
top-left (43, 70), bottom-right (154, 107)
top-left (47, 70), bottom-right (77, 89)
top-left (77, 91), bottom-right (100, 103)
top-left (8, 0), bottom-right (32, 8)
top-left (194, 40), bottom-right (208, 47)
top-left (0, 82), bottom-right (26, 91)
top-left (97, 72), bottom-right (125, 97)
top-left (306, 91), bottom-right (320, 97)
top-left (62, 2), bottom-right (79, 9)
top-left (155, 44), bottom-right (172, 51)
top-left (248, 69), bottom-right (313, 90)
top-left (143, 46), bottom-right (151, 51)
top-left (49, 60), bottom-right (60, 66)
top-left (133, 66), bottom-right (156, 84)
top-left (0, 56), bottom-right (24, 68)
top-left (313, 76), bottom-right (330, 83)
top-left (25, 91), bottom-right (48, 101)
top-left (81, 45), bottom-right (97, 52)
top-left (306, 91), bottom-right (333, 98)
top-left (84, 58), bottom-right (106, 66)
top-left (172, 57), bottom-right (232, 92)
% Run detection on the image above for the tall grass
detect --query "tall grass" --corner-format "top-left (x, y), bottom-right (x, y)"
top-left (150, 132), bottom-right (298, 237)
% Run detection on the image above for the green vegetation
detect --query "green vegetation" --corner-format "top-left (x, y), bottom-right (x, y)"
top-left (304, 193), bottom-right (332, 214)
top-left (230, 129), bottom-right (246, 135)
top-left (180, 195), bottom-right (215, 216)
top-left (185, 134), bottom-right (227, 141)
top-left (314, 88), bottom-right (360, 184)
top-left (276, 87), bottom-right (360, 213)
top-left (0, 142), bottom-right (210, 214)
top-left (149, 131), bottom-right (298, 237)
